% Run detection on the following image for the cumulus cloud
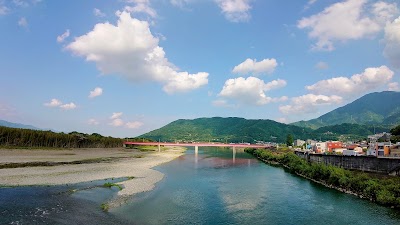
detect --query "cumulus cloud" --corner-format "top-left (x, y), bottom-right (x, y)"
top-left (88, 118), bottom-right (99, 125)
top-left (13, 0), bottom-right (29, 7)
top-left (279, 94), bottom-right (342, 115)
top-left (60, 102), bottom-right (77, 110)
top-left (57, 29), bottom-right (70, 43)
top-left (126, 121), bottom-right (143, 129)
top-left (218, 77), bottom-right (287, 105)
top-left (110, 112), bottom-right (123, 120)
top-left (0, 5), bottom-right (9, 15)
top-left (232, 58), bottom-right (278, 75)
top-left (388, 82), bottom-right (400, 91)
top-left (93, 8), bottom-right (106, 17)
top-left (304, 0), bottom-right (317, 10)
top-left (109, 118), bottom-right (124, 127)
top-left (89, 87), bottom-right (103, 98)
top-left (44, 99), bottom-right (62, 107)
top-left (215, 0), bottom-right (252, 22)
top-left (170, 0), bottom-right (193, 9)
top-left (120, 0), bottom-right (157, 18)
top-left (315, 61), bottom-right (329, 70)
top-left (298, 0), bottom-right (399, 51)
top-left (66, 12), bottom-right (208, 94)
top-left (306, 66), bottom-right (394, 97)
top-left (383, 17), bottom-right (400, 68)
top-left (18, 17), bottom-right (27, 27)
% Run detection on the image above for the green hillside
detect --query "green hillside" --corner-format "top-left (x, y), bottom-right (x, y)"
top-left (138, 117), bottom-right (390, 144)
top-left (292, 91), bottom-right (400, 129)
top-left (139, 117), bottom-right (314, 143)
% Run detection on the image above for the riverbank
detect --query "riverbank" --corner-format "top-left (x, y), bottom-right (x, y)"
top-left (0, 147), bottom-right (185, 208)
top-left (245, 148), bottom-right (400, 209)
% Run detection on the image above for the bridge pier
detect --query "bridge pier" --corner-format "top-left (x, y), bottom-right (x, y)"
top-left (232, 146), bottom-right (236, 163)
top-left (158, 143), bottom-right (161, 152)
top-left (195, 145), bottom-right (198, 154)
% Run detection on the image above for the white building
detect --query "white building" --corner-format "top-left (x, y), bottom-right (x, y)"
top-left (313, 142), bottom-right (327, 153)
top-left (294, 139), bottom-right (305, 147)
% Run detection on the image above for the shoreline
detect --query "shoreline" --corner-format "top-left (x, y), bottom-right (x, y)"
top-left (0, 147), bottom-right (186, 208)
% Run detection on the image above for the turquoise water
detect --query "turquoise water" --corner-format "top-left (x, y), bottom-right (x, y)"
top-left (1, 148), bottom-right (400, 224)
top-left (112, 147), bottom-right (400, 225)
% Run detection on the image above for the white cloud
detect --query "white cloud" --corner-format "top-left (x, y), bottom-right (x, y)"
top-left (13, 0), bottom-right (28, 7)
top-left (110, 112), bottom-right (123, 120)
top-left (212, 99), bottom-right (235, 108)
top-left (388, 82), bottom-right (400, 91)
top-left (298, 0), bottom-right (399, 51)
top-left (383, 17), bottom-right (400, 69)
top-left (126, 121), bottom-right (144, 129)
top-left (93, 8), bottom-right (106, 17)
top-left (306, 66), bottom-right (394, 97)
top-left (60, 102), bottom-right (77, 110)
top-left (304, 0), bottom-right (317, 11)
top-left (170, 0), bottom-right (193, 9)
top-left (18, 17), bottom-right (27, 27)
top-left (218, 77), bottom-right (287, 105)
top-left (0, 5), bottom-right (9, 15)
top-left (109, 118), bottom-right (124, 127)
top-left (88, 118), bottom-right (99, 125)
top-left (57, 29), bottom-right (70, 43)
top-left (315, 61), bottom-right (329, 70)
top-left (44, 99), bottom-right (62, 107)
top-left (66, 12), bottom-right (208, 94)
top-left (88, 87), bottom-right (103, 98)
top-left (232, 58), bottom-right (278, 75)
top-left (279, 94), bottom-right (342, 115)
top-left (215, 0), bottom-right (252, 22)
top-left (276, 117), bottom-right (287, 124)
top-left (120, 0), bottom-right (157, 18)
top-left (162, 72), bottom-right (208, 94)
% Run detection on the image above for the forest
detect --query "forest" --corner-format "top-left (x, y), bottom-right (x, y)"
top-left (0, 126), bottom-right (124, 148)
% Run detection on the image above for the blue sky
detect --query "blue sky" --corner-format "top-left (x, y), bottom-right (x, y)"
top-left (1, 0), bottom-right (399, 137)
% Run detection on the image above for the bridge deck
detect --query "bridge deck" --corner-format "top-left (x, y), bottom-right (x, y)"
top-left (124, 142), bottom-right (268, 148)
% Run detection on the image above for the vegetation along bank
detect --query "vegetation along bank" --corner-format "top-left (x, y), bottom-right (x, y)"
top-left (245, 148), bottom-right (400, 209)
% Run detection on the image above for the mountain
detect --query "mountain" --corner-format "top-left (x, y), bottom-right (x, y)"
top-left (0, 119), bottom-right (40, 130)
top-left (292, 91), bottom-right (400, 129)
top-left (139, 117), bottom-right (318, 143)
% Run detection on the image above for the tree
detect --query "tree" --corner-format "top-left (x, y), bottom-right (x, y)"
top-left (286, 134), bottom-right (293, 147)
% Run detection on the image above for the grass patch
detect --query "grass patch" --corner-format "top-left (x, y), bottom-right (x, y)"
top-left (127, 176), bottom-right (135, 180)
top-left (103, 182), bottom-right (123, 191)
top-left (100, 203), bottom-right (109, 212)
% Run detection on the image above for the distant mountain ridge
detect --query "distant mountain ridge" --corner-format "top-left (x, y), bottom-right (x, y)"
top-left (292, 91), bottom-right (400, 129)
top-left (139, 117), bottom-right (312, 143)
top-left (0, 119), bottom-right (40, 130)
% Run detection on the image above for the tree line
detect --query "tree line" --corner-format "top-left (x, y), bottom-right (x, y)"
top-left (0, 126), bottom-right (124, 148)
top-left (246, 148), bottom-right (400, 208)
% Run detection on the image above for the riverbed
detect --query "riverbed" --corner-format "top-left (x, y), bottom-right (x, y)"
top-left (1, 147), bottom-right (400, 224)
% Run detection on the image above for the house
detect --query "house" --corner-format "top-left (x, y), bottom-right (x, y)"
top-left (376, 142), bottom-right (391, 157)
top-left (390, 144), bottom-right (400, 157)
top-left (313, 142), bottom-right (327, 153)
top-left (326, 141), bottom-right (342, 152)
top-left (294, 139), bottom-right (305, 147)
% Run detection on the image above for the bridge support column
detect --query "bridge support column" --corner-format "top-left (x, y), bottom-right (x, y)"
top-left (232, 146), bottom-right (236, 163)
top-left (195, 145), bottom-right (198, 154)
top-left (158, 144), bottom-right (161, 152)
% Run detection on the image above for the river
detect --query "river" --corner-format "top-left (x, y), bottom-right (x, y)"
top-left (1, 147), bottom-right (400, 224)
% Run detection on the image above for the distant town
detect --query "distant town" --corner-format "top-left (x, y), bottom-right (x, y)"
top-left (289, 132), bottom-right (399, 158)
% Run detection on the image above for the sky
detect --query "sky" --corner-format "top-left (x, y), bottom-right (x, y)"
top-left (0, 0), bottom-right (400, 137)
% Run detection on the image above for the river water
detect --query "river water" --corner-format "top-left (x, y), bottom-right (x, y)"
top-left (1, 147), bottom-right (400, 224)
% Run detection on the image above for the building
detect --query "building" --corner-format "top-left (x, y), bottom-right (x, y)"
top-left (376, 142), bottom-right (392, 157)
top-left (294, 139), bottom-right (305, 147)
top-left (326, 141), bottom-right (342, 152)
top-left (390, 144), bottom-right (400, 157)
top-left (313, 142), bottom-right (327, 153)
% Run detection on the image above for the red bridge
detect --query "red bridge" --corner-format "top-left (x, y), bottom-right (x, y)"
top-left (123, 141), bottom-right (269, 152)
